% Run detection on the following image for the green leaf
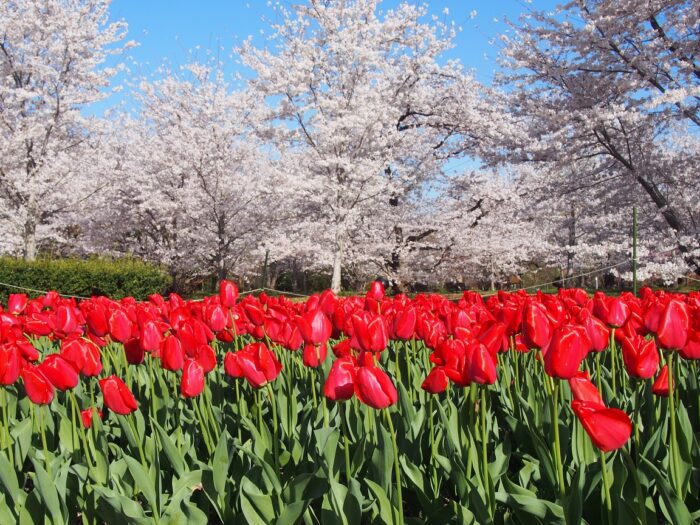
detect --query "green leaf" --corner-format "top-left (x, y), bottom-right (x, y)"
top-left (124, 455), bottom-right (159, 518)
top-left (564, 466), bottom-right (583, 525)
top-left (499, 478), bottom-right (565, 523)
top-left (164, 470), bottom-right (204, 518)
top-left (11, 418), bottom-right (33, 467)
top-left (0, 451), bottom-right (23, 510)
top-left (212, 429), bottom-right (230, 496)
top-left (30, 458), bottom-right (63, 525)
top-left (154, 420), bottom-right (186, 477)
top-left (365, 478), bottom-right (394, 525)
top-left (640, 455), bottom-right (693, 525)
top-left (0, 494), bottom-right (16, 524)
top-left (275, 500), bottom-right (308, 525)
top-left (92, 485), bottom-right (149, 524)
top-left (240, 477), bottom-right (276, 525)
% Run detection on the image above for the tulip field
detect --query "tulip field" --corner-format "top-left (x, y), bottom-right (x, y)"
top-left (0, 282), bottom-right (699, 524)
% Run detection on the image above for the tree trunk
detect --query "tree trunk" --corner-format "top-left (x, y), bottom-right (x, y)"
top-left (331, 231), bottom-right (344, 293)
top-left (566, 204), bottom-right (576, 287)
top-left (635, 174), bottom-right (700, 274)
top-left (23, 200), bottom-right (38, 261)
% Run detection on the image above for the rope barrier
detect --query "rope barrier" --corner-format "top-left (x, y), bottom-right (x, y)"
top-left (482, 260), bottom-right (631, 297)
top-left (0, 245), bottom-right (690, 302)
top-left (0, 281), bottom-right (91, 300)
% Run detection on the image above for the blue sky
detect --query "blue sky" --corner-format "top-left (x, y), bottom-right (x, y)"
top-left (98, 0), bottom-right (559, 114)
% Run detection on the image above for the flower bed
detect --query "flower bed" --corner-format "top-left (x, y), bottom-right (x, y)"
top-left (0, 282), bottom-right (697, 523)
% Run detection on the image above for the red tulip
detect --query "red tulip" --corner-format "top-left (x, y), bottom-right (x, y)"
top-left (680, 330), bottom-right (700, 360)
top-left (332, 338), bottom-right (352, 358)
top-left (522, 301), bottom-right (553, 349)
top-left (109, 310), bottom-right (133, 343)
top-left (605, 297), bottom-right (630, 328)
top-left (568, 371), bottom-right (603, 406)
top-left (219, 280), bottom-right (239, 307)
top-left (302, 342), bottom-right (328, 368)
top-left (61, 338), bottom-right (88, 371)
top-left (195, 344), bottom-right (217, 373)
top-left (352, 314), bottom-right (388, 353)
top-left (161, 335), bottom-right (184, 371)
top-left (656, 299), bottom-right (689, 350)
top-left (355, 365), bottom-right (397, 409)
top-left (467, 341), bottom-right (498, 385)
top-left (231, 343), bottom-right (282, 388)
top-left (139, 321), bottom-right (162, 351)
top-left (478, 321), bottom-right (506, 356)
top-left (99, 376), bottom-right (138, 415)
top-left (543, 325), bottom-right (590, 379)
top-left (38, 354), bottom-right (79, 391)
top-left (422, 367), bottom-right (449, 394)
top-left (124, 338), bottom-right (145, 365)
top-left (0, 344), bottom-right (22, 385)
top-left (7, 294), bottom-right (28, 315)
top-left (86, 307), bottom-right (109, 337)
top-left (81, 342), bottom-right (103, 377)
top-left (651, 365), bottom-right (673, 397)
top-left (365, 281), bottom-right (385, 312)
top-left (207, 304), bottom-right (227, 332)
top-left (393, 308), bottom-right (416, 340)
top-left (578, 309), bottom-right (610, 352)
top-left (62, 338), bottom-right (102, 376)
top-left (181, 359), bottom-right (205, 398)
top-left (223, 351), bottom-right (242, 378)
top-left (323, 357), bottom-right (356, 401)
top-left (620, 335), bottom-right (659, 379)
top-left (81, 408), bottom-right (103, 429)
top-left (571, 400), bottom-right (632, 452)
top-left (21, 366), bottom-right (54, 405)
top-left (55, 305), bottom-right (79, 335)
top-left (297, 309), bottom-right (333, 346)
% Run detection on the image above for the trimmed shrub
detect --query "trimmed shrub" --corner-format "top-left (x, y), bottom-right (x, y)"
top-left (0, 256), bottom-right (171, 303)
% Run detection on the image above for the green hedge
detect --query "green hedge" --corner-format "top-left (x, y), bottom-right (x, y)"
top-left (0, 256), bottom-right (171, 303)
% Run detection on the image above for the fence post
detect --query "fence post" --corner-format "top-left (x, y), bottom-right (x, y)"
top-left (632, 206), bottom-right (638, 295)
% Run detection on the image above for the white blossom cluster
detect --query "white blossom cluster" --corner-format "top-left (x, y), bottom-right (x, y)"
top-left (1, 0), bottom-right (697, 291)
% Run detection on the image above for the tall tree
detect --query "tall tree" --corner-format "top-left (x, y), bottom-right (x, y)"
top-left (107, 63), bottom-right (284, 285)
top-left (494, 0), bottom-right (700, 276)
top-left (239, 0), bottom-right (481, 291)
top-left (0, 0), bottom-right (130, 260)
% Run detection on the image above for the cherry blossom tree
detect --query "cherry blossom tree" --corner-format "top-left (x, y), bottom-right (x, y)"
top-left (100, 62), bottom-right (288, 286)
top-left (493, 0), bottom-right (700, 278)
top-left (0, 0), bottom-right (131, 260)
top-left (239, 0), bottom-right (484, 291)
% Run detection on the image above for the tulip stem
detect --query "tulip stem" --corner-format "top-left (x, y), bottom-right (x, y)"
top-left (191, 398), bottom-right (213, 456)
top-left (148, 355), bottom-right (157, 422)
top-left (595, 353), bottom-right (602, 396)
top-left (513, 345), bottom-right (521, 395)
top-left (551, 380), bottom-right (565, 500)
top-left (341, 402), bottom-right (352, 484)
top-left (71, 391), bottom-right (94, 471)
top-left (633, 379), bottom-right (642, 462)
top-left (384, 410), bottom-right (404, 525)
top-left (480, 386), bottom-right (493, 517)
top-left (609, 330), bottom-right (617, 398)
top-left (234, 379), bottom-right (243, 442)
top-left (129, 414), bottom-right (148, 468)
top-left (39, 404), bottom-right (51, 478)
top-left (666, 353), bottom-right (681, 497)
top-left (267, 384), bottom-right (279, 472)
top-left (0, 388), bottom-right (11, 465)
top-left (393, 341), bottom-right (402, 386)
top-left (310, 371), bottom-right (318, 409)
top-left (428, 395), bottom-right (438, 493)
top-left (600, 451), bottom-right (613, 525)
